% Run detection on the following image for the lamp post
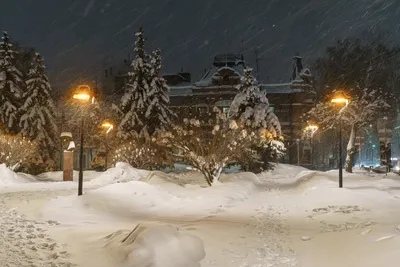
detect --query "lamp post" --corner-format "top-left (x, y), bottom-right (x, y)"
top-left (331, 90), bottom-right (350, 188)
top-left (296, 139), bottom-right (300, 166)
top-left (305, 123), bottom-right (319, 169)
top-left (383, 116), bottom-right (388, 176)
top-left (101, 121), bottom-right (113, 171)
top-left (73, 85), bottom-right (93, 196)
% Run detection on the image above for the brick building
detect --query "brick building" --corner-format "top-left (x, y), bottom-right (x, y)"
top-left (99, 53), bottom-right (316, 166)
top-left (165, 54), bottom-right (316, 165)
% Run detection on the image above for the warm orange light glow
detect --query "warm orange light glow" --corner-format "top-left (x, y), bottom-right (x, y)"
top-left (101, 123), bottom-right (113, 128)
top-left (73, 85), bottom-right (92, 102)
top-left (73, 93), bottom-right (91, 101)
top-left (305, 125), bottom-right (319, 131)
top-left (102, 121), bottom-right (114, 134)
top-left (331, 90), bottom-right (350, 105)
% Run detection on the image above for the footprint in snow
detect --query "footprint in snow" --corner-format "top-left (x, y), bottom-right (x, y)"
top-left (375, 235), bottom-right (399, 242)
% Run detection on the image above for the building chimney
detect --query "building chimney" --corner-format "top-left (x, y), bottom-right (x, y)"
top-left (292, 53), bottom-right (303, 80)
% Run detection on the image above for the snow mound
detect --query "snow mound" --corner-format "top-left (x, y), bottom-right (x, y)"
top-left (0, 164), bottom-right (36, 184)
top-left (88, 162), bottom-right (149, 186)
top-left (258, 164), bottom-right (336, 190)
top-left (43, 172), bottom-right (264, 223)
top-left (103, 223), bottom-right (205, 267)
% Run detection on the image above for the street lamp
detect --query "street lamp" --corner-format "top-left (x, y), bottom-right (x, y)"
top-left (73, 85), bottom-right (93, 196)
top-left (304, 123), bottom-right (319, 169)
top-left (101, 121), bottom-right (113, 171)
top-left (383, 116), bottom-right (388, 176)
top-left (331, 90), bottom-right (350, 188)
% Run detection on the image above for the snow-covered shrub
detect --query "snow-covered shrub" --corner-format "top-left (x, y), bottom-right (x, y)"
top-left (112, 140), bottom-right (171, 170)
top-left (0, 135), bottom-right (39, 171)
top-left (158, 109), bottom-right (265, 186)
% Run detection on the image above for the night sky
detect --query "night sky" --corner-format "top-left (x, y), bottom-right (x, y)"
top-left (1, 0), bottom-right (398, 90)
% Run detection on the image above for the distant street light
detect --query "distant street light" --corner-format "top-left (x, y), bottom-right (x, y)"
top-left (73, 85), bottom-right (93, 196)
top-left (101, 121), bottom-right (114, 171)
top-left (331, 90), bottom-right (350, 188)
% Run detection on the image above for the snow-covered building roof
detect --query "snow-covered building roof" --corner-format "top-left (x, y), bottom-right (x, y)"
top-left (167, 53), bottom-right (314, 97)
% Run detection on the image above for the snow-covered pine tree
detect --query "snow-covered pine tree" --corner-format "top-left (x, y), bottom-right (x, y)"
top-left (229, 67), bottom-right (281, 136)
top-left (0, 31), bottom-right (23, 132)
top-left (19, 53), bottom-right (58, 162)
top-left (116, 26), bottom-right (151, 139)
top-left (145, 49), bottom-right (175, 135)
top-left (229, 67), bottom-right (284, 172)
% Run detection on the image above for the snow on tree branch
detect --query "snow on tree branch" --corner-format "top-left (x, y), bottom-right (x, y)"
top-left (157, 109), bottom-right (267, 186)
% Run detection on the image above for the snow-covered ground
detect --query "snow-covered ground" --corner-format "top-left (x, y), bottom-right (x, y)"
top-left (1, 162), bottom-right (400, 266)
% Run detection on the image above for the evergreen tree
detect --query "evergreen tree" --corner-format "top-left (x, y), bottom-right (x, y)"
top-left (19, 53), bottom-right (58, 162)
top-left (145, 49), bottom-right (175, 135)
top-left (116, 26), bottom-right (151, 139)
top-left (229, 67), bottom-right (284, 172)
top-left (229, 67), bottom-right (281, 136)
top-left (0, 31), bottom-right (23, 132)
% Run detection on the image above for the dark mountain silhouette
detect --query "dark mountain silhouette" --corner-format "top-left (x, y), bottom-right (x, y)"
top-left (1, 0), bottom-right (398, 89)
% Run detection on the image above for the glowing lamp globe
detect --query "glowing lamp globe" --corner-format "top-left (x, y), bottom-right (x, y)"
top-left (331, 90), bottom-right (350, 105)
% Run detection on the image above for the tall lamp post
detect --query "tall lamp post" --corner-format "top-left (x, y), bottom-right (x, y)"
top-left (73, 85), bottom-right (93, 196)
top-left (101, 121), bottom-right (113, 171)
top-left (331, 90), bottom-right (350, 188)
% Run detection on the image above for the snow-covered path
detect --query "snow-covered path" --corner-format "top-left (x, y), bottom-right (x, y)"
top-left (2, 164), bottom-right (400, 267)
top-left (0, 195), bottom-right (77, 267)
top-left (0, 187), bottom-right (297, 267)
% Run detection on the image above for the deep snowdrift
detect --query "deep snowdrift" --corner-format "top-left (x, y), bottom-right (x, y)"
top-left (12, 163), bottom-right (400, 267)
top-left (43, 171), bottom-right (263, 223)
top-left (104, 223), bottom-right (205, 267)
top-left (0, 164), bottom-right (37, 184)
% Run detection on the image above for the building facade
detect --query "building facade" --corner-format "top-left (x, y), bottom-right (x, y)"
top-left (165, 54), bottom-right (316, 165)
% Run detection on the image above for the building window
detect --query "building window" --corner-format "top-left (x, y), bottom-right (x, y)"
top-left (222, 107), bottom-right (230, 115)
top-left (269, 104), bottom-right (275, 113)
top-left (198, 107), bottom-right (208, 114)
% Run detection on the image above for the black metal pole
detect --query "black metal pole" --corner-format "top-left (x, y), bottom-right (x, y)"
top-left (78, 115), bottom-right (84, 196)
top-left (311, 135), bottom-right (314, 170)
top-left (384, 118), bottom-right (388, 176)
top-left (339, 117), bottom-right (343, 188)
top-left (105, 132), bottom-right (108, 171)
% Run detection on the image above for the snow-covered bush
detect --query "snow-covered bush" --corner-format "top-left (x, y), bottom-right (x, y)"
top-left (0, 135), bottom-right (39, 171)
top-left (158, 109), bottom-right (265, 186)
top-left (112, 140), bottom-right (171, 170)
